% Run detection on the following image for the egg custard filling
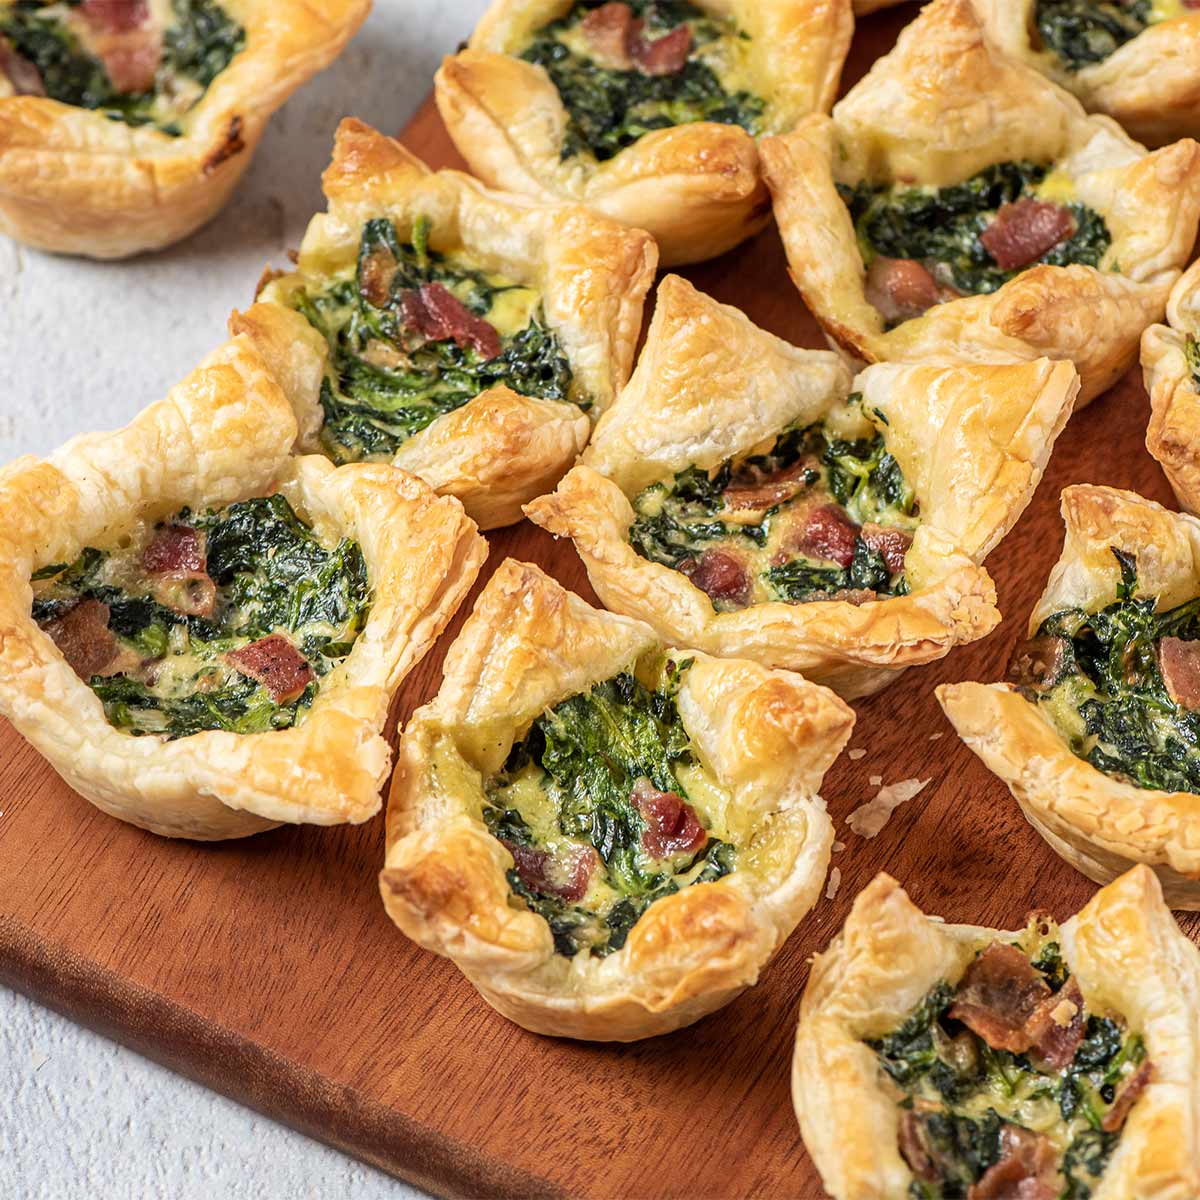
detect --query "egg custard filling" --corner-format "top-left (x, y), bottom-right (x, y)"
top-left (291, 215), bottom-right (578, 465)
top-left (519, 0), bottom-right (765, 163)
top-left (627, 401), bottom-right (919, 611)
top-left (1033, 0), bottom-right (1185, 72)
top-left (31, 494), bottom-right (370, 739)
top-left (838, 161), bottom-right (1113, 328)
top-left (0, 0), bottom-right (245, 135)
top-left (874, 917), bottom-right (1152, 1200)
top-left (1013, 549), bottom-right (1200, 794)
top-left (482, 656), bottom-right (737, 958)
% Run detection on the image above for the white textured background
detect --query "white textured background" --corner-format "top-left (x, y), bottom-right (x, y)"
top-left (0, 1), bottom-right (488, 1196)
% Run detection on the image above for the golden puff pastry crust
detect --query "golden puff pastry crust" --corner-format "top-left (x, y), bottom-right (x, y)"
top-left (434, 0), bottom-right (854, 265)
top-left (1144, 260), bottom-right (1200, 513)
top-left (241, 117), bottom-right (656, 531)
top-left (794, 867), bottom-right (1200, 1200)
top-left (525, 274), bottom-right (1077, 699)
top-left (379, 558), bottom-right (855, 1041)
top-left (0, 332), bottom-right (486, 841)
top-left (971, 0), bottom-right (1200, 148)
top-left (939, 484), bottom-right (1200, 907)
top-left (0, 0), bottom-right (370, 258)
top-left (760, 0), bottom-right (1200, 408)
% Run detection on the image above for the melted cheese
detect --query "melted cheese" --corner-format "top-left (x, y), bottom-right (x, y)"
top-left (1034, 170), bottom-right (1078, 206)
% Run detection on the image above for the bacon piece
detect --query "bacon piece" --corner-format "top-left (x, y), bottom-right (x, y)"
top-left (723, 461), bottom-right (813, 513)
top-left (41, 598), bottom-right (122, 680)
top-left (143, 524), bottom-right (204, 575)
top-left (631, 778), bottom-right (707, 859)
top-left (898, 1112), bottom-right (939, 1184)
top-left (0, 37), bottom-right (46, 96)
top-left (81, 0), bottom-right (150, 33)
top-left (680, 548), bottom-right (751, 608)
top-left (968, 1125), bottom-right (1057, 1200)
top-left (580, 2), bottom-right (636, 70)
top-left (399, 283), bottom-right (502, 361)
top-left (79, 0), bottom-right (160, 95)
top-left (631, 22), bottom-right (692, 75)
top-left (949, 942), bottom-right (1051, 1053)
top-left (1159, 637), bottom-right (1200, 710)
top-left (360, 244), bottom-right (398, 308)
top-left (1009, 635), bottom-right (1068, 691)
top-left (1101, 1059), bottom-right (1154, 1133)
top-left (1025, 977), bottom-right (1085, 1070)
top-left (505, 841), bottom-right (594, 903)
top-left (795, 504), bottom-right (860, 569)
top-left (980, 199), bottom-right (1076, 272)
top-left (865, 256), bottom-right (942, 324)
top-left (224, 635), bottom-right (313, 703)
top-left (861, 524), bottom-right (911, 574)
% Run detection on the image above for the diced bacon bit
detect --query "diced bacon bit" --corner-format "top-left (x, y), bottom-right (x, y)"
top-left (846, 778), bottom-right (930, 838)
top-left (1009, 635), bottom-right (1068, 691)
top-left (980, 199), bottom-right (1076, 272)
top-left (359, 243), bottom-right (398, 308)
top-left (795, 504), bottom-right (860, 569)
top-left (224, 635), bottom-right (313, 704)
top-left (968, 1124), bottom-right (1057, 1200)
top-left (1101, 1059), bottom-right (1154, 1133)
top-left (505, 841), bottom-right (594, 903)
top-left (1025, 977), bottom-right (1085, 1070)
top-left (1159, 637), bottom-right (1200, 710)
top-left (723, 460), bottom-right (814, 513)
top-left (865, 256), bottom-right (942, 324)
top-left (41, 598), bottom-right (122, 680)
top-left (680, 548), bottom-right (751, 608)
top-left (143, 524), bottom-right (204, 575)
top-left (631, 777), bottom-right (707, 859)
top-left (631, 22), bottom-right (692, 76)
top-left (399, 283), bottom-right (502, 361)
top-left (0, 36), bottom-right (46, 96)
top-left (81, 0), bottom-right (150, 33)
top-left (950, 942), bottom-right (1052, 1054)
top-left (824, 867), bottom-right (841, 900)
top-left (79, 0), bottom-right (161, 95)
top-left (861, 524), bottom-right (911, 574)
top-left (898, 1112), bottom-right (939, 1183)
top-left (580, 2), bottom-right (636, 70)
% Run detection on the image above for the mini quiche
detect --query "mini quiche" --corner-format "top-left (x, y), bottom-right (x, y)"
top-left (379, 558), bottom-right (854, 1040)
top-left (794, 867), bottom-right (1200, 1200)
top-left (971, 0), bottom-right (1200, 149)
top-left (237, 117), bottom-right (655, 531)
top-left (526, 275), bottom-right (1077, 699)
top-left (939, 484), bottom-right (1200, 908)
top-left (0, 0), bottom-right (370, 258)
top-left (0, 331), bottom-right (486, 841)
top-left (1144, 259), bottom-right (1200, 513)
top-left (759, 0), bottom-right (1200, 408)
top-left (433, 0), bottom-right (854, 265)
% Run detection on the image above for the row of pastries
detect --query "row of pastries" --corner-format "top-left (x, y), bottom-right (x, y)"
top-left (4, 0), bottom-right (1200, 1194)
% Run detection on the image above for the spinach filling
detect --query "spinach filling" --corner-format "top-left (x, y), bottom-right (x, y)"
top-left (483, 660), bottom-right (736, 958)
top-left (292, 216), bottom-right (577, 464)
top-left (520, 0), bottom-right (764, 162)
top-left (1022, 548), bottom-right (1200, 794)
top-left (0, 0), bottom-right (245, 135)
top-left (1187, 335), bottom-right (1200, 390)
top-left (628, 409), bottom-right (918, 609)
top-left (839, 161), bottom-right (1112, 301)
top-left (1034, 0), bottom-right (1153, 71)
top-left (873, 922), bottom-right (1147, 1200)
top-left (32, 494), bottom-right (370, 738)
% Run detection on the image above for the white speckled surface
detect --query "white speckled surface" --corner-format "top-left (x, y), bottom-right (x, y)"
top-left (0, 1), bottom-right (487, 1195)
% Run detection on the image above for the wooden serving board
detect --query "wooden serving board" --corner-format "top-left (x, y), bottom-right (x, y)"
top-left (4, 8), bottom-right (1198, 1198)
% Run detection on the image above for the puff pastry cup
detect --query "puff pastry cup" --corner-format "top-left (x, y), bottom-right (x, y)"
top-left (794, 867), bottom-right (1200, 1200)
top-left (238, 117), bottom-right (656, 531)
top-left (970, 0), bottom-right (1200, 149)
top-left (526, 275), bottom-right (1078, 700)
top-left (939, 484), bottom-right (1200, 908)
top-left (759, 0), bottom-right (1200, 408)
top-left (0, 331), bottom-right (486, 841)
top-left (1144, 259), bottom-right (1200, 513)
top-left (433, 0), bottom-right (854, 265)
top-left (379, 558), bottom-right (855, 1041)
top-left (0, 0), bottom-right (370, 258)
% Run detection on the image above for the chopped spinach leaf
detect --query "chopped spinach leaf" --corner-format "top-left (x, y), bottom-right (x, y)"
top-left (1035, 0), bottom-right (1152, 71)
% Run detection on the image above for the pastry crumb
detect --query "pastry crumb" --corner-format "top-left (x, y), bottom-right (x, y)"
top-left (847, 778), bottom-right (932, 838)
top-left (825, 867), bottom-right (842, 900)
top-left (868, 774), bottom-right (883, 787)
top-left (847, 748), bottom-right (867, 760)
top-left (929, 732), bottom-right (943, 740)
top-left (832, 840), bottom-right (846, 854)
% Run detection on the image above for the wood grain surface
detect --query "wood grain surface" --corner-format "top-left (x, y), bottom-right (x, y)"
top-left (3, 7), bottom-right (1197, 1198)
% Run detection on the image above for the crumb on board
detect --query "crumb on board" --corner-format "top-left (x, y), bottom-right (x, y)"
top-left (869, 774), bottom-right (883, 787)
top-left (846, 778), bottom-right (932, 838)
top-left (847, 748), bottom-right (866, 760)
top-left (832, 840), bottom-right (845, 854)
top-left (825, 867), bottom-right (842, 900)
top-left (929, 732), bottom-right (943, 741)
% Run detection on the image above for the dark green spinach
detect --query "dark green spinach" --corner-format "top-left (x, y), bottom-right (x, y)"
top-left (1035, 0), bottom-right (1152, 71)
